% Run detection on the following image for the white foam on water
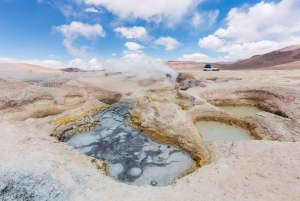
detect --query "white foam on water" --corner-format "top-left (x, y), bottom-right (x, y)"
top-left (109, 163), bottom-right (124, 176)
top-left (130, 168), bottom-right (142, 176)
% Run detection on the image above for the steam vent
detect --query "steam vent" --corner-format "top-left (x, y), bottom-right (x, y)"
top-left (1, 67), bottom-right (300, 201)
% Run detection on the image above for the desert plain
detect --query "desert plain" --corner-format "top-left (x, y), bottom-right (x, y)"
top-left (1, 61), bottom-right (300, 201)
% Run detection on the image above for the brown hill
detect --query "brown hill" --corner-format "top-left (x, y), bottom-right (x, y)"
top-left (0, 63), bottom-right (62, 73)
top-left (0, 63), bottom-right (62, 78)
top-left (262, 60), bottom-right (300, 70)
top-left (278, 44), bottom-right (300, 52)
top-left (223, 46), bottom-right (300, 70)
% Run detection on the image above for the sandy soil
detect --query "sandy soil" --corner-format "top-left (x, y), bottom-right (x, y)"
top-left (262, 61), bottom-right (300, 70)
top-left (0, 63), bottom-right (62, 79)
top-left (0, 63), bottom-right (62, 73)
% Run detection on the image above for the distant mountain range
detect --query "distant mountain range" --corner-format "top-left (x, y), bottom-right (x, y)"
top-left (222, 45), bottom-right (300, 70)
top-left (1, 45), bottom-right (299, 74)
top-left (168, 44), bottom-right (300, 70)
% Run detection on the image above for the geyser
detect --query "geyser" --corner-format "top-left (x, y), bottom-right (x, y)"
top-left (102, 57), bottom-right (178, 81)
top-left (66, 106), bottom-right (194, 187)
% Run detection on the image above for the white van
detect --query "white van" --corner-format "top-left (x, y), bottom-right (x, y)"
top-left (203, 64), bottom-right (220, 71)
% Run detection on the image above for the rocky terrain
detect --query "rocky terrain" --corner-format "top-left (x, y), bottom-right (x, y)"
top-left (1, 69), bottom-right (300, 200)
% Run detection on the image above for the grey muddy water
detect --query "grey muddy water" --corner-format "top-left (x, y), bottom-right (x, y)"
top-left (66, 106), bottom-right (194, 187)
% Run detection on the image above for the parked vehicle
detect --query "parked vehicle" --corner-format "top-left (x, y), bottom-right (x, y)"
top-left (203, 64), bottom-right (220, 71)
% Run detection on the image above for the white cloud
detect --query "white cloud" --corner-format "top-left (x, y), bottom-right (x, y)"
top-left (84, 0), bottom-right (204, 26)
top-left (154, 36), bottom-right (180, 50)
top-left (124, 42), bottom-right (145, 51)
top-left (56, 4), bottom-right (84, 19)
top-left (68, 58), bottom-right (87, 68)
top-left (114, 26), bottom-right (148, 40)
top-left (122, 49), bottom-right (146, 61)
top-left (191, 12), bottom-right (203, 28)
top-left (54, 21), bottom-right (105, 58)
top-left (111, 53), bottom-right (117, 56)
top-left (198, 0), bottom-right (300, 60)
top-left (122, 52), bottom-right (145, 61)
top-left (178, 53), bottom-right (209, 62)
top-left (85, 7), bottom-right (100, 13)
top-left (68, 58), bottom-right (104, 70)
top-left (54, 21), bottom-right (105, 39)
top-left (177, 53), bottom-right (221, 62)
top-left (89, 58), bottom-right (103, 70)
top-left (62, 39), bottom-right (89, 58)
top-left (214, 0), bottom-right (300, 43)
top-left (191, 10), bottom-right (219, 29)
top-left (217, 40), bottom-right (285, 59)
top-left (198, 35), bottom-right (224, 50)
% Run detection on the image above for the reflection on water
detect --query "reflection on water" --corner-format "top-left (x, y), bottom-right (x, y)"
top-left (66, 106), bottom-right (193, 187)
top-left (195, 121), bottom-right (254, 141)
top-left (219, 106), bottom-right (262, 117)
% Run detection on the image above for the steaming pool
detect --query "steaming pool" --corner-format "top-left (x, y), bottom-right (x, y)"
top-left (219, 106), bottom-right (262, 117)
top-left (66, 106), bottom-right (194, 187)
top-left (195, 121), bottom-right (254, 141)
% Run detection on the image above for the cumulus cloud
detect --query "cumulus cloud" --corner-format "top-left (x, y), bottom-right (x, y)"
top-left (54, 21), bottom-right (105, 58)
top-left (68, 57), bottom-right (104, 70)
top-left (122, 41), bottom-right (145, 61)
top-left (54, 21), bottom-right (105, 38)
top-left (89, 58), bottom-right (103, 70)
top-left (154, 37), bottom-right (180, 50)
top-left (85, 7), bottom-right (100, 13)
top-left (84, 0), bottom-right (204, 26)
top-left (198, 35), bottom-right (224, 50)
top-left (114, 26), bottom-right (148, 40)
top-left (122, 52), bottom-right (145, 61)
top-left (218, 40), bottom-right (282, 59)
top-left (191, 10), bottom-right (219, 29)
top-left (177, 53), bottom-right (221, 62)
top-left (124, 42), bottom-right (145, 51)
top-left (178, 53), bottom-right (208, 62)
top-left (198, 0), bottom-right (300, 60)
top-left (214, 0), bottom-right (300, 43)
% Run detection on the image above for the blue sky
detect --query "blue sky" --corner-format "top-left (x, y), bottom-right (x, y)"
top-left (0, 0), bottom-right (299, 69)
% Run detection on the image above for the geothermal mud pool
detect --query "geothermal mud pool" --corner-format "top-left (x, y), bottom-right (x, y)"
top-left (66, 106), bottom-right (194, 187)
top-left (219, 106), bottom-right (263, 117)
top-left (195, 121), bottom-right (254, 141)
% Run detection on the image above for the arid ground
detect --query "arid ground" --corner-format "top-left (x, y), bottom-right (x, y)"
top-left (1, 68), bottom-right (300, 200)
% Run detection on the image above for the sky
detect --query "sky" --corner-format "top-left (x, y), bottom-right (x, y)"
top-left (0, 0), bottom-right (300, 69)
